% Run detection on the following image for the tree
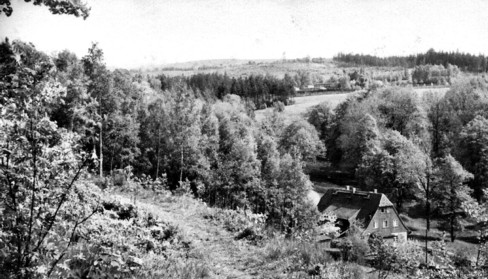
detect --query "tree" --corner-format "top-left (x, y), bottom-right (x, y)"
top-left (100, 70), bottom-right (141, 173)
top-left (0, 39), bottom-right (96, 278)
top-left (82, 43), bottom-right (111, 178)
top-left (268, 153), bottom-right (318, 233)
top-left (375, 87), bottom-right (431, 145)
top-left (338, 75), bottom-right (351, 90)
top-left (368, 233), bottom-right (398, 279)
top-left (50, 50), bottom-right (99, 154)
top-left (164, 88), bottom-right (203, 189)
top-left (357, 129), bottom-right (422, 212)
top-left (0, 0), bottom-right (90, 18)
top-left (279, 119), bottom-right (325, 161)
top-left (407, 145), bottom-right (436, 264)
top-left (460, 115), bottom-right (488, 200)
top-left (212, 97), bottom-right (261, 209)
top-left (432, 155), bottom-right (474, 242)
top-left (306, 101), bottom-right (334, 142)
top-left (341, 113), bottom-right (381, 171)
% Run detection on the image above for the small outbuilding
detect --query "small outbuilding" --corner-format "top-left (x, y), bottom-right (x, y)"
top-left (317, 187), bottom-right (409, 241)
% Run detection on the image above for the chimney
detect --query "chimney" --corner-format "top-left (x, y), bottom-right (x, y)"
top-left (346, 185), bottom-right (350, 191)
top-left (374, 189), bottom-right (377, 193)
top-left (353, 187), bottom-right (356, 194)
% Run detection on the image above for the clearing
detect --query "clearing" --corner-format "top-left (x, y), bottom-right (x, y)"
top-left (255, 92), bottom-right (351, 122)
top-left (255, 86), bottom-right (451, 123)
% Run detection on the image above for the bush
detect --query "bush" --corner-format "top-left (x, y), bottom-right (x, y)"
top-left (273, 101), bottom-right (285, 112)
top-left (101, 199), bottom-right (139, 220)
top-left (320, 262), bottom-right (367, 279)
top-left (136, 255), bottom-right (210, 279)
top-left (264, 237), bottom-right (332, 272)
top-left (202, 207), bottom-right (266, 234)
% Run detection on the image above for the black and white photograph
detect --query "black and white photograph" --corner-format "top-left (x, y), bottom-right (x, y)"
top-left (1, 0), bottom-right (488, 278)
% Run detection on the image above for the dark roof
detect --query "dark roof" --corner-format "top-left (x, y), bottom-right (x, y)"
top-left (317, 189), bottom-right (394, 225)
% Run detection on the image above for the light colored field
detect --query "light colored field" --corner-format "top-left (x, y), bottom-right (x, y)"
top-left (143, 60), bottom-right (340, 79)
top-left (255, 92), bottom-right (352, 122)
top-left (255, 86), bottom-right (451, 123)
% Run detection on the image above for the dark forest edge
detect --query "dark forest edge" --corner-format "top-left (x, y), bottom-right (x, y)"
top-left (334, 48), bottom-right (488, 72)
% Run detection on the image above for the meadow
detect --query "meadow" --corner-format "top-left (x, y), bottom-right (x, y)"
top-left (255, 86), bottom-right (450, 123)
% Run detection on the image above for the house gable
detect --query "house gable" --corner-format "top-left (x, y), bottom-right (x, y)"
top-left (317, 188), bottom-right (408, 240)
top-left (364, 206), bottom-right (408, 240)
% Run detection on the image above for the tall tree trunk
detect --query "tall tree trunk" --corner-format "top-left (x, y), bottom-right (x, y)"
top-left (155, 126), bottom-right (160, 179)
top-left (450, 213), bottom-right (455, 242)
top-left (99, 111), bottom-right (103, 178)
top-left (179, 147), bottom-right (184, 183)
top-left (110, 155), bottom-right (113, 176)
top-left (425, 186), bottom-right (430, 265)
top-left (450, 180), bottom-right (455, 242)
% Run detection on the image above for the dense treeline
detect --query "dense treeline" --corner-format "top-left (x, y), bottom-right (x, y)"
top-left (157, 72), bottom-right (296, 109)
top-left (334, 48), bottom-right (488, 72)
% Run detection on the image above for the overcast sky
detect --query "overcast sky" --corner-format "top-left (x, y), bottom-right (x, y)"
top-left (1, 0), bottom-right (487, 68)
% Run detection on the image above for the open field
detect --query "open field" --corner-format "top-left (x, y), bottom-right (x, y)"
top-left (255, 86), bottom-right (451, 123)
top-left (142, 60), bottom-right (341, 79)
top-left (255, 92), bottom-right (352, 122)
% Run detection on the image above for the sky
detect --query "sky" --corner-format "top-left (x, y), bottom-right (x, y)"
top-left (1, 0), bottom-right (488, 69)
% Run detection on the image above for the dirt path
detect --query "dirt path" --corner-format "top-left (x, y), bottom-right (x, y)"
top-left (116, 193), bottom-right (261, 279)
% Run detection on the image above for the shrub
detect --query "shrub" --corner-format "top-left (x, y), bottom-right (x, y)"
top-left (136, 255), bottom-right (210, 279)
top-left (203, 207), bottom-right (266, 235)
top-left (320, 262), bottom-right (367, 279)
top-left (264, 237), bottom-right (332, 272)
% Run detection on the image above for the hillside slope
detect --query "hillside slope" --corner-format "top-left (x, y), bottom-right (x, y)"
top-left (116, 191), bottom-right (260, 279)
top-left (110, 189), bottom-right (372, 279)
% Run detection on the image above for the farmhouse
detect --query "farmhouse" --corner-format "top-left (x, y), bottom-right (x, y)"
top-left (317, 187), bottom-right (408, 241)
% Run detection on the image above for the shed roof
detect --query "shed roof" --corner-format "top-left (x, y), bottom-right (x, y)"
top-left (317, 189), bottom-right (394, 226)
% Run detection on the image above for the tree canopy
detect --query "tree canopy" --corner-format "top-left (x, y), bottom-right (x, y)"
top-left (1, 0), bottom-right (90, 19)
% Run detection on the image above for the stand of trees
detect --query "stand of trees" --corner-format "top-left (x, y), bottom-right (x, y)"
top-left (334, 48), bottom-right (488, 72)
top-left (157, 72), bottom-right (296, 109)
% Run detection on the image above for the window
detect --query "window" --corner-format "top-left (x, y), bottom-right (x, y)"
top-left (381, 208), bottom-right (385, 213)
top-left (374, 221), bottom-right (378, 229)
top-left (393, 220), bottom-right (398, 227)
top-left (383, 220), bottom-right (388, 228)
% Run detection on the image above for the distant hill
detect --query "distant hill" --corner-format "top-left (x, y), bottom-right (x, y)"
top-left (136, 58), bottom-right (340, 79)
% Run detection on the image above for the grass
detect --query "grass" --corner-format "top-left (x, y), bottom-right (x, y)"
top-left (255, 85), bottom-right (451, 124)
top-left (255, 92), bottom-right (352, 123)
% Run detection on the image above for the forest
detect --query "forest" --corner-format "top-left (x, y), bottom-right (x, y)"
top-left (334, 49), bottom-right (488, 72)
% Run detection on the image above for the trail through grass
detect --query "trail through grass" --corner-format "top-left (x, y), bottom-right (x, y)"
top-left (115, 191), bottom-right (261, 279)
